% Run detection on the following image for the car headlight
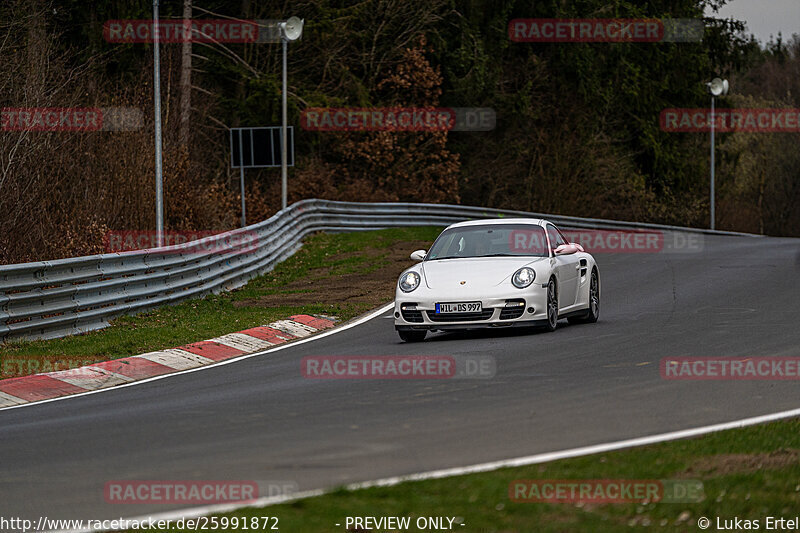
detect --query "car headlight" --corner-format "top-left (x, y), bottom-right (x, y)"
top-left (399, 271), bottom-right (421, 292)
top-left (512, 267), bottom-right (536, 288)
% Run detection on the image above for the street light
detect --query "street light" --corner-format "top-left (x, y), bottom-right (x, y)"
top-left (706, 77), bottom-right (729, 230)
top-left (278, 17), bottom-right (303, 210)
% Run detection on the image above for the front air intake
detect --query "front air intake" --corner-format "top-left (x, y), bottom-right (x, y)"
top-left (500, 299), bottom-right (526, 320)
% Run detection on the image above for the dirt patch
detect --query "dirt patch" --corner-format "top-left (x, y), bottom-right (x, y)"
top-left (234, 240), bottom-right (430, 310)
top-left (679, 449), bottom-right (800, 477)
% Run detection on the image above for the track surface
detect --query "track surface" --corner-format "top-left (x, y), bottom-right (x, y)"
top-left (1, 231), bottom-right (799, 522)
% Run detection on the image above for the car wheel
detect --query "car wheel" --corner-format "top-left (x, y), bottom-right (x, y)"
top-left (398, 330), bottom-right (427, 342)
top-left (543, 278), bottom-right (558, 332)
top-left (568, 268), bottom-right (600, 324)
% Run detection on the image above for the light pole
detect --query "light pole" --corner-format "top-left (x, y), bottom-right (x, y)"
top-left (278, 17), bottom-right (303, 210)
top-left (706, 77), bottom-right (729, 230)
top-left (238, 130), bottom-right (246, 227)
top-left (153, 0), bottom-right (164, 246)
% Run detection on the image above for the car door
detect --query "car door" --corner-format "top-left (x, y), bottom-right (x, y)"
top-left (546, 224), bottom-right (580, 308)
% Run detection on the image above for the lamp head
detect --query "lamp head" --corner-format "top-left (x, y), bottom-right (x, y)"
top-left (708, 77), bottom-right (729, 96)
top-left (280, 17), bottom-right (304, 41)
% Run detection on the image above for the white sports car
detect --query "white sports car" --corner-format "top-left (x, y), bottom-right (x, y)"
top-left (394, 218), bottom-right (600, 342)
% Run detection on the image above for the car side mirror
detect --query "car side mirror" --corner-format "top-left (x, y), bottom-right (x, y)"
top-left (410, 249), bottom-right (427, 261)
top-left (554, 243), bottom-right (582, 255)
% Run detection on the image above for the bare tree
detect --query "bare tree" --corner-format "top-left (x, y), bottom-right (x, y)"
top-left (179, 0), bottom-right (192, 149)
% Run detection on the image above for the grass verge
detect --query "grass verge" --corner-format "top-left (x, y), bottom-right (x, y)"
top-left (133, 418), bottom-right (800, 532)
top-left (0, 227), bottom-right (442, 379)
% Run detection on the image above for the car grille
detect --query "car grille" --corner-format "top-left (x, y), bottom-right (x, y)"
top-left (499, 307), bottom-right (525, 320)
top-left (401, 309), bottom-right (424, 323)
top-left (425, 309), bottom-right (495, 322)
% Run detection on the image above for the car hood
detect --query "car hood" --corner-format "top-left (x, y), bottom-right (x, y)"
top-left (421, 257), bottom-right (546, 289)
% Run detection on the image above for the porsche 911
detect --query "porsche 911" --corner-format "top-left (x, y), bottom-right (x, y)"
top-left (394, 218), bottom-right (600, 342)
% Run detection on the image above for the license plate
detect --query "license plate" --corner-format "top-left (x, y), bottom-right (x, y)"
top-left (436, 302), bottom-right (482, 314)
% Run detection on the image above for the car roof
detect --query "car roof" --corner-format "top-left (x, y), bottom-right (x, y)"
top-left (445, 218), bottom-right (548, 230)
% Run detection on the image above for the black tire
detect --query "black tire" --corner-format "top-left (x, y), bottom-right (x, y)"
top-left (568, 268), bottom-right (600, 325)
top-left (543, 278), bottom-right (559, 332)
top-left (398, 330), bottom-right (427, 342)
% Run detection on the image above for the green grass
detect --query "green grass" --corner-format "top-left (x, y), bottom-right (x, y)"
top-left (134, 418), bottom-right (800, 532)
top-left (0, 227), bottom-right (442, 376)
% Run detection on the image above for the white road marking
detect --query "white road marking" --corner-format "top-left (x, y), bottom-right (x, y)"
top-left (270, 319), bottom-right (317, 337)
top-left (5, 301), bottom-right (793, 531)
top-left (57, 404), bottom-right (800, 533)
top-left (212, 332), bottom-right (276, 353)
top-left (136, 349), bottom-right (215, 370)
top-left (0, 303), bottom-right (393, 412)
top-left (47, 367), bottom-right (132, 390)
top-left (0, 390), bottom-right (26, 407)
top-left (84, 366), bottom-right (136, 382)
top-left (19, 299), bottom-right (796, 531)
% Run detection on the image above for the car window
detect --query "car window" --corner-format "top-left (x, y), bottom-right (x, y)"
top-left (426, 224), bottom-right (548, 259)
top-left (546, 224), bottom-right (566, 249)
top-left (556, 226), bottom-right (571, 246)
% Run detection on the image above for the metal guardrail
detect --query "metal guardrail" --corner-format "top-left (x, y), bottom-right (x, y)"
top-left (0, 199), bottom-right (756, 343)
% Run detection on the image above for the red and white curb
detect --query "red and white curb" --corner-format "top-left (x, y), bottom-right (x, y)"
top-left (0, 314), bottom-right (336, 408)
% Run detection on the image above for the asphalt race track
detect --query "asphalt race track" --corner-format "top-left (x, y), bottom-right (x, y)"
top-left (1, 230), bottom-right (800, 523)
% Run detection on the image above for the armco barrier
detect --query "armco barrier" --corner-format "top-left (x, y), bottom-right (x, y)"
top-left (0, 199), bottom-right (755, 342)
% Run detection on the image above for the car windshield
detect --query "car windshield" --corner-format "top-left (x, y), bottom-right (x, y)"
top-left (425, 224), bottom-right (549, 260)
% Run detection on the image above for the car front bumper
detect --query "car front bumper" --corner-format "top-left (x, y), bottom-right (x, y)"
top-left (394, 284), bottom-right (549, 331)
